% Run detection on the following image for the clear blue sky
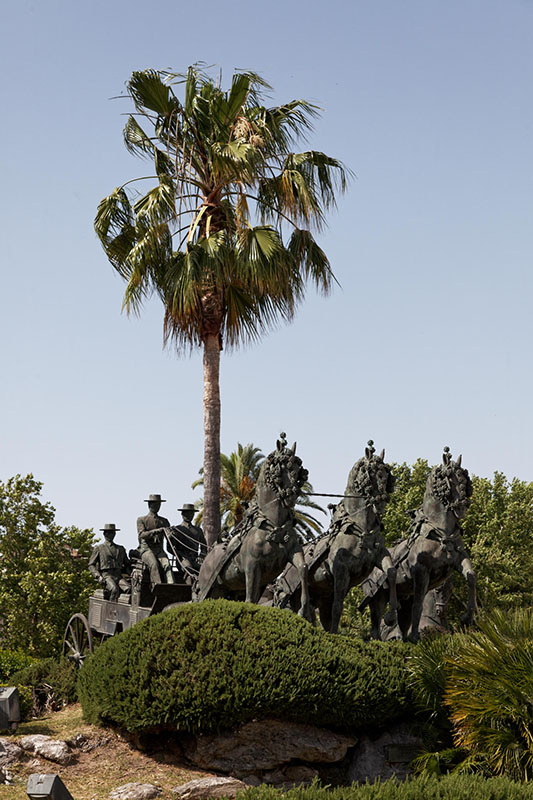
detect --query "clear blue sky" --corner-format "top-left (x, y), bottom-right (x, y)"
top-left (1, 0), bottom-right (532, 550)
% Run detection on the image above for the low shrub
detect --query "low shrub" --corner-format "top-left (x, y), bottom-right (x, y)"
top-left (78, 600), bottom-right (413, 734)
top-left (0, 648), bottom-right (35, 682)
top-left (241, 774), bottom-right (533, 799)
top-left (445, 607), bottom-right (533, 782)
top-left (10, 657), bottom-right (78, 715)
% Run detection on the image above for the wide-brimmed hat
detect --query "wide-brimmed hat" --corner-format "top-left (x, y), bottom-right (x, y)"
top-left (145, 494), bottom-right (166, 503)
top-left (178, 503), bottom-right (196, 512)
top-left (100, 523), bottom-right (120, 532)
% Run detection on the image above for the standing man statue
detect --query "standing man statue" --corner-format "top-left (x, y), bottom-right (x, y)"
top-left (168, 503), bottom-right (207, 579)
top-left (137, 494), bottom-right (175, 588)
top-left (88, 524), bottom-right (131, 601)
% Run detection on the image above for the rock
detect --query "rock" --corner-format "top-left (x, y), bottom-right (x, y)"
top-left (262, 769), bottom-right (286, 785)
top-left (283, 765), bottom-right (318, 784)
top-left (347, 724), bottom-right (422, 783)
top-left (110, 784), bottom-right (162, 800)
top-left (0, 737), bottom-right (23, 766)
top-left (66, 733), bottom-right (89, 749)
top-left (0, 766), bottom-right (14, 785)
top-left (66, 733), bottom-right (110, 752)
top-left (183, 719), bottom-right (356, 775)
top-left (19, 734), bottom-right (73, 765)
top-left (172, 777), bottom-right (247, 799)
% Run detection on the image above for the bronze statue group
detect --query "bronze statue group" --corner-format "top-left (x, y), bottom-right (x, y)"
top-left (88, 435), bottom-right (477, 642)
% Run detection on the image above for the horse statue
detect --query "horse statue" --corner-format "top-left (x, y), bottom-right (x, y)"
top-left (361, 447), bottom-right (476, 642)
top-left (194, 433), bottom-right (313, 621)
top-left (273, 441), bottom-right (398, 637)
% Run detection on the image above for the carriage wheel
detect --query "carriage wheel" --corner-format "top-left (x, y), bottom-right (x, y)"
top-left (62, 614), bottom-right (93, 667)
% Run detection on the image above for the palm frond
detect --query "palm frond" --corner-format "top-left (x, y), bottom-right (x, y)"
top-left (128, 69), bottom-right (174, 116)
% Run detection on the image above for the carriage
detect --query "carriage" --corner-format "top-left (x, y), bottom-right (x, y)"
top-left (62, 528), bottom-right (205, 665)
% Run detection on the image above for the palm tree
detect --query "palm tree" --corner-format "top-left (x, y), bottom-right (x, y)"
top-left (192, 441), bottom-right (326, 539)
top-left (193, 442), bottom-right (264, 529)
top-left (95, 65), bottom-right (350, 546)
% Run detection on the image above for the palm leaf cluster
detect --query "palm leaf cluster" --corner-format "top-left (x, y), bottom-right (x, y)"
top-left (95, 65), bottom-right (349, 352)
top-left (444, 607), bottom-right (533, 782)
top-left (193, 441), bottom-right (325, 539)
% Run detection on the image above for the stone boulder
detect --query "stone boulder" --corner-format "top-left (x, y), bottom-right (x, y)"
top-left (347, 724), bottom-right (422, 783)
top-left (183, 719), bottom-right (356, 778)
top-left (19, 735), bottom-right (73, 765)
top-left (110, 784), bottom-right (162, 800)
top-left (0, 738), bottom-right (23, 766)
top-left (172, 777), bottom-right (247, 799)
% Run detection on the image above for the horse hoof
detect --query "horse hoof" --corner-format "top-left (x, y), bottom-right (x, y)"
top-left (383, 610), bottom-right (398, 627)
top-left (407, 631), bottom-right (420, 643)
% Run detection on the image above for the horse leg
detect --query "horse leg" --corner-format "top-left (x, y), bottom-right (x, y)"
top-left (291, 550), bottom-right (314, 624)
top-left (330, 565), bottom-right (350, 634)
top-left (317, 598), bottom-right (332, 632)
top-left (369, 591), bottom-right (386, 640)
top-left (409, 563), bottom-right (429, 642)
top-left (380, 554), bottom-right (398, 628)
top-left (458, 556), bottom-right (477, 626)
top-left (397, 600), bottom-right (412, 640)
top-left (244, 560), bottom-right (263, 604)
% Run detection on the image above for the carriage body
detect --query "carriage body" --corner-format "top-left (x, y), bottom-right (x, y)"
top-left (62, 548), bottom-right (195, 665)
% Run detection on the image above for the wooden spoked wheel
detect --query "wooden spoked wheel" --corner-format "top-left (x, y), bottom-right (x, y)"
top-left (62, 613), bottom-right (93, 667)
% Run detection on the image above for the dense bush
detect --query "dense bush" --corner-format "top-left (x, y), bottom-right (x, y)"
top-left (445, 608), bottom-right (533, 782)
top-left (406, 609), bottom-right (533, 781)
top-left (10, 657), bottom-right (78, 715)
top-left (0, 648), bottom-right (35, 681)
top-left (78, 600), bottom-right (413, 733)
top-left (241, 774), bottom-right (533, 800)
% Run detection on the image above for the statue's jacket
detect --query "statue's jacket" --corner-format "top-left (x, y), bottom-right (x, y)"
top-left (89, 540), bottom-right (129, 576)
top-left (136, 512), bottom-right (170, 554)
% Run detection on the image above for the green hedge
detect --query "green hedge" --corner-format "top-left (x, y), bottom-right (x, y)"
top-left (241, 775), bottom-right (533, 800)
top-left (78, 600), bottom-right (412, 734)
top-left (10, 657), bottom-right (78, 715)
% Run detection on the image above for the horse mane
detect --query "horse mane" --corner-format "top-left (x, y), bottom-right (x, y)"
top-left (258, 433), bottom-right (309, 506)
top-left (428, 448), bottom-right (473, 511)
top-left (345, 441), bottom-right (395, 508)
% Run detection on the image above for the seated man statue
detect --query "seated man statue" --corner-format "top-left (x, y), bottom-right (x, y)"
top-left (88, 523), bottom-right (131, 601)
top-left (168, 503), bottom-right (207, 580)
top-left (137, 493), bottom-right (175, 588)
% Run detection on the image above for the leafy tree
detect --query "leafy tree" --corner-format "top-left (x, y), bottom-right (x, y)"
top-left (461, 473), bottom-right (533, 611)
top-left (192, 441), bottom-right (326, 539)
top-left (0, 475), bottom-right (95, 657)
top-left (95, 65), bottom-right (349, 546)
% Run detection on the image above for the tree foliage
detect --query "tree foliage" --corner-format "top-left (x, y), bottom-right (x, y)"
top-left (462, 473), bottom-right (533, 611)
top-left (0, 475), bottom-right (96, 657)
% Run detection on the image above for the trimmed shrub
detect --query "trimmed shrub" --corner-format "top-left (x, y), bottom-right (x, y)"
top-left (11, 657), bottom-right (78, 715)
top-left (241, 774), bottom-right (533, 800)
top-left (78, 600), bottom-right (412, 733)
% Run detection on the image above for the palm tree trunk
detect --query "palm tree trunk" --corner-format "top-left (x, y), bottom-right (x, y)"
top-left (202, 333), bottom-right (221, 548)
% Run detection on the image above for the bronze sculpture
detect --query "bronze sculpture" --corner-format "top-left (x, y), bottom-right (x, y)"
top-left (361, 448), bottom-right (477, 642)
top-left (88, 523), bottom-right (131, 601)
top-left (167, 504), bottom-right (207, 584)
top-left (137, 494), bottom-right (175, 588)
top-left (273, 442), bottom-right (398, 636)
top-left (194, 434), bottom-right (313, 621)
